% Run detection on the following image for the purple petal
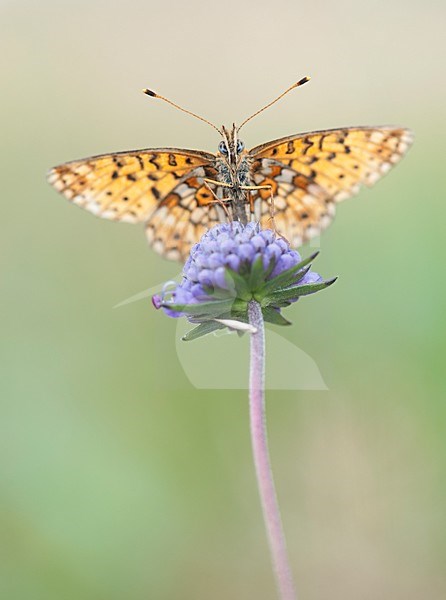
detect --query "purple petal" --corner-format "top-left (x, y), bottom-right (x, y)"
top-left (195, 253), bottom-right (209, 269)
top-left (225, 253), bottom-right (241, 271)
top-left (264, 242), bottom-right (282, 262)
top-left (270, 253), bottom-right (296, 278)
top-left (214, 266), bottom-right (228, 289)
top-left (220, 238), bottom-right (236, 254)
top-left (260, 229), bottom-right (275, 244)
top-left (190, 283), bottom-right (209, 300)
top-left (197, 268), bottom-right (214, 286)
top-left (299, 271), bottom-right (323, 285)
top-left (250, 234), bottom-right (267, 251)
top-left (275, 237), bottom-right (289, 252)
top-left (208, 252), bottom-right (224, 269)
top-left (152, 294), bottom-right (162, 309)
top-left (239, 243), bottom-right (256, 261)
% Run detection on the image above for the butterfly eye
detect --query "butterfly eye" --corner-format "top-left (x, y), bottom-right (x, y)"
top-left (218, 141), bottom-right (229, 155)
top-left (236, 139), bottom-right (245, 153)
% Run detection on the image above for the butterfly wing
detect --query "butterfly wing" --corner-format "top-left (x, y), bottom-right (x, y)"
top-left (249, 126), bottom-right (413, 245)
top-left (47, 147), bottom-right (225, 259)
top-left (145, 173), bottom-right (230, 260)
top-left (47, 147), bottom-right (215, 224)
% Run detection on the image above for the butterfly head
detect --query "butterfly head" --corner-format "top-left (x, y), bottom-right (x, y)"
top-left (218, 124), bottom-right (245, 165)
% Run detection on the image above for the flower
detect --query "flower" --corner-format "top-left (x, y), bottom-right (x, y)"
top-left (153, 222), bottom-right (336, 340)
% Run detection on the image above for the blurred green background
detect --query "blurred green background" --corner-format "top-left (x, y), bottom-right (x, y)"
top-left (1, 0), bottom-right (445, 598)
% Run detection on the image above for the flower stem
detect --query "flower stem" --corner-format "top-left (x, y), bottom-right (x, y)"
top-left (248, 300), bottom-right (297, 600)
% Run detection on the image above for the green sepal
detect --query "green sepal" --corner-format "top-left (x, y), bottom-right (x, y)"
top-left (222, 311), bottom-right (250, 323)
top-left (164, 298), bottom-right (235, 317)
top-left (202, 285), bottom-right (236, 301)
top-left (262, 306), bottom-right (292, 326)
top-left (230, 298), bottom-right (249, 315)
top-left (248, 255), bottom-right (266, 291)
top-left (224, 268), bottom-right (252, 301)
top-left (182, 320), bottom-right (226, 341)
top-left (262, 277), bottom-right (337, 306)
top-left (258, 252), bottom-right (319, 298)
top-left (186, 299), bottom-right (249, 325)
top-left (264, 255), bottom-right (277, 280)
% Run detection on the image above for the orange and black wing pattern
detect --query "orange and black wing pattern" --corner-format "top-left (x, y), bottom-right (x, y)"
top-left (249, 126), bottom-right (413, 246)
top-left (47, 148), bottom-right (222, 259)
top-left (145, 171), bottom-right (230, 260)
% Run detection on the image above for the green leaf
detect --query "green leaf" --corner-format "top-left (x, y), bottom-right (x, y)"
top-left (164, 298), bottom-right (235, 317)
top-left (274, 264), bottom-right (311, 290)
top-left (230, 298), bottom-right (249, 315)
top-left (202, 285), bottom-right (236, 300)
top-left (263, 277), bottom-right (337, 305)
top-left (262, 306), bottom-right (292, 326)
top-left (258, 252), bottom-right (319, 297)
top-left (224, 269), bottom-right (251, 301)
top-left (265, 299), bottom-right (293, 308)
top-left (248, 255), bottom-right (266, 291)
top-left (182, 320), bottom-right (226, 341)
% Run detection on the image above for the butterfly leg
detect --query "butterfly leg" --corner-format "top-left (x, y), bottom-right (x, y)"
top-left (266, 187), bottom-right (290, 243)
top-left (210, 199), bottom-right (232, 221)
top-left (240, 184), bottom-right (289, 243)
top-left (203, 178), bottom-right (232, 188)
top-left (203, 180), bottom-right (232, 220)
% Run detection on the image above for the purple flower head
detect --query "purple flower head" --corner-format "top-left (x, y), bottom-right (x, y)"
top-left (153, 222), bottom-right (336, 339)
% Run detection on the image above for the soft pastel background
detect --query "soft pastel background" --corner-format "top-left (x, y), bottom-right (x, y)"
top-left (1, 1), bottom-right (445, 598)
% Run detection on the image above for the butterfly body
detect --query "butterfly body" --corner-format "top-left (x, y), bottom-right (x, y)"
top-left (212, 124), bottom-right (253, 224)
top-left (48, 110), bottom-right (413, 261)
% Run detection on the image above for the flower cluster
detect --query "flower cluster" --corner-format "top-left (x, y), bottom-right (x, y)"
top-left (153, 222), bottom-right (335, 340)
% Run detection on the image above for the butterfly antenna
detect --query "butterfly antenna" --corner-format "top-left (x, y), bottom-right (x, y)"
top-left (143, 88), bottom-right (222, 135)
top-left (237, 76), bottom-right (311, 131)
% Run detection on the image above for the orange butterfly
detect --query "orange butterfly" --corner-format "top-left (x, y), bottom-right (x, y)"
top-left (47, 77), bottom-right (413, 261)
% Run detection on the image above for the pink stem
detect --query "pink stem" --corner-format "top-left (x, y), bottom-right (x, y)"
top-left (248, 300), bottom-right (297, 600)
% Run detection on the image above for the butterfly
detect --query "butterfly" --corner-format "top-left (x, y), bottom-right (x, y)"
top-left (47, 77), bottom-right (413, 261)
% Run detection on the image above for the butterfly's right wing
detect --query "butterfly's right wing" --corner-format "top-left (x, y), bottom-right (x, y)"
top-left (249, 126), bottom-right (413, 246)
top-left (47, 147), bottom-right (226, 260)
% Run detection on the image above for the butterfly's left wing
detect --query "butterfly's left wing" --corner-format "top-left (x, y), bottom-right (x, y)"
top-left (47, 148), bottom-right (215, 222)
top-left (249, 126), bottom-right (413, 246)
top-left (145, 174), bottom-right (229, 260)
top-left (47, 147), bottom-right (228, 260)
